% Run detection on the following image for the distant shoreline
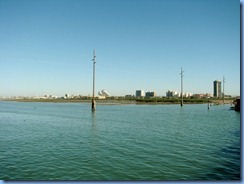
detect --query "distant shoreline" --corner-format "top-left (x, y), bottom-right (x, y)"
top-left (1, 98), bottom-right (234, 105)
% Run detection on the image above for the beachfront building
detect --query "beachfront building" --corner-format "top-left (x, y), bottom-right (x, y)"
top-left (166, 90), bottom-right (179, 97)
top-left (145, 91), bottom-right (156, 98)
top-left (166, 90), bottom-right (192, 98)
top-left (98, 89), bottom-right (110, 98)
top-left (213, 80), bottom-right (222, 98)
top-left (136, 90), bottom-right (145, 98)
top-left (184, 92), bottom-right (192, 98)
top-left (193, 93), bottom-right (213, 99)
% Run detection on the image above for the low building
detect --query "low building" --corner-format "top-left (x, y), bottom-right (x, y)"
top-left (193, 93), bottom-right (212, 98)
top-left (205, 93), bottom-right (213, 98)
top-left (98, 96), bottom-right (106, 99)
top-left (166, 90), bottom-right (193, 98)
top-left (184, 92), bottom-right (193, 98)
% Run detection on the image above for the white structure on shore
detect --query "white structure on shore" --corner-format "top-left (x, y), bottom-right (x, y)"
top-left (98, 89), bottom-right (110, 98)
top-left (166, 90), bottom-right (192, 98)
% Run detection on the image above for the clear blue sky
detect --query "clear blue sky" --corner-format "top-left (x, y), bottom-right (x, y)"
top-left (0, 0), bottom-right (240, 97)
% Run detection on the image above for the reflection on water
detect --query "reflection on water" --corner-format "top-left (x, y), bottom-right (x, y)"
top-left (91, 111), bottom-right (96, 132)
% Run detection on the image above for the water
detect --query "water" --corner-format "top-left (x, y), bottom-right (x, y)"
top-left (0, 101), bottom-right (240, 180)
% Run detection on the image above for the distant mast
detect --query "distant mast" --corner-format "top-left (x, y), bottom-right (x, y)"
top-left (91, 49), bottom-right (96, 111)
top-left (180, 67), bottom-right (184, 107)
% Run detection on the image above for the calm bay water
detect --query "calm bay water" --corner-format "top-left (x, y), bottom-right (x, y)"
top-left (0, 101), bottom-right (240, 180)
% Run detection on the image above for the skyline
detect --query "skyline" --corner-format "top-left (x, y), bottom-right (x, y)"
top-left (0, 0), bottom-right (240, 97)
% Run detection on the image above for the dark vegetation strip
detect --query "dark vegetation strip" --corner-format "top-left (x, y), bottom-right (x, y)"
top-left (1, 97), bottom-right (234, 104)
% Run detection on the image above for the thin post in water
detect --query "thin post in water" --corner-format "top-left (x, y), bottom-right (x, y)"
top-left (223, 75), bottom-right (225, 105)
top-left (91, 49), bottom-right (96, 111)
top-left (208, 98), bottom-right (210, 110)
top-left (180, 67), bottom-right (184, 107)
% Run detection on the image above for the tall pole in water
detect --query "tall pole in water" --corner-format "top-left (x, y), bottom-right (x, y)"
top-left (223, 75), bottom-right (225, 104)
top-left (180, 67), bottom-right (184, 107)
top-left (91, 49), bottom-right (96, 111)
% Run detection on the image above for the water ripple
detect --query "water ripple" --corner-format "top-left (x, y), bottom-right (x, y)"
top-left (0, 102), bottom-right (240, 180)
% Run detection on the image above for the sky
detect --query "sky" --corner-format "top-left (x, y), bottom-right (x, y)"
top-left (0, 0), bottom-right (240, 97)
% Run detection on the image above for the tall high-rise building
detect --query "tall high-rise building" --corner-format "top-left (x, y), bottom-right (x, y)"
top-left (213, 80), bottom-right (222, 97)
